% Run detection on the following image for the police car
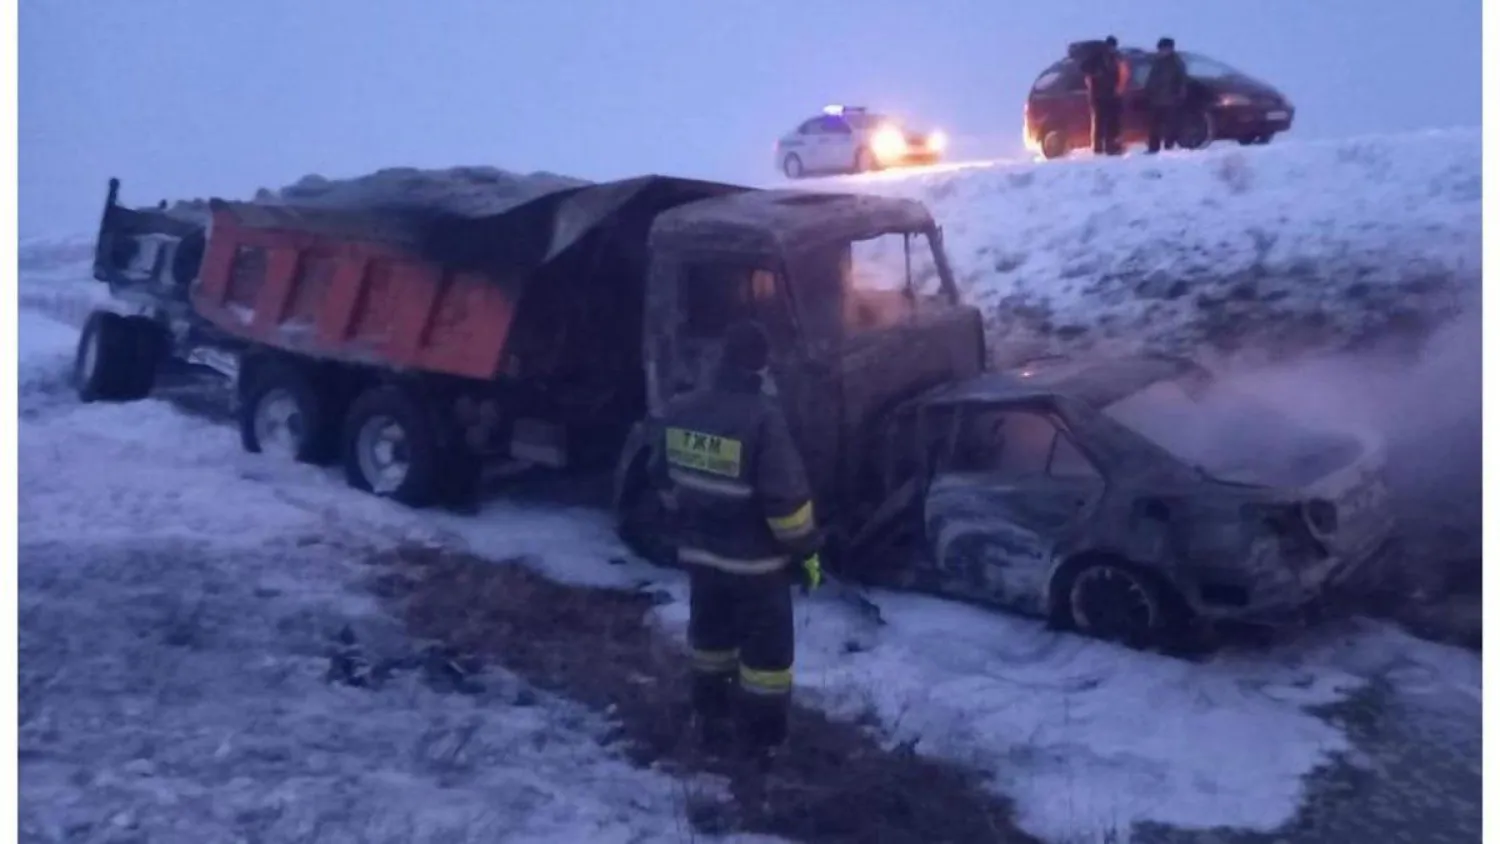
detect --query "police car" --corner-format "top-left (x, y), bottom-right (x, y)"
top-left (774, 105), bottom-right (948, 179)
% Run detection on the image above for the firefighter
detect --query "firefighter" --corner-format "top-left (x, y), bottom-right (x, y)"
top-left (651, 319), bottom-right (822, 766)
top-left (1082, 36), bottom-right (1130, 155)
top-left (1144, 37), bottom-right (1189, 153)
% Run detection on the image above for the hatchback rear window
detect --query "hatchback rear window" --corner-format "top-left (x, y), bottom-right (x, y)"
top-left (1031, 61), bottom-right (1081, 94)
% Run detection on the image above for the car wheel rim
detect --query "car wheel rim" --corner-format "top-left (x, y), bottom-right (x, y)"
top-left (356, 415), bottom-right (410, 494)
top-left (784, 156), bottom-right (801, 178)
top-left (253, 389), bottom-right (304, 459)
top-left (1070, 566), bottom-right (1158, 641)
top-left (1043, 133), bottom-right (1065, 158)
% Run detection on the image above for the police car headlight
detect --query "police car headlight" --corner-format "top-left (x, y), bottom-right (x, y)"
top-left (871, 125), bottom-right (908, 161)
top-left (927, 130), bottom-right (948, 152)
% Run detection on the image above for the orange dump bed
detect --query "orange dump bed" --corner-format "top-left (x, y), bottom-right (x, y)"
top-left (191, 202), bottom-right (519, 380)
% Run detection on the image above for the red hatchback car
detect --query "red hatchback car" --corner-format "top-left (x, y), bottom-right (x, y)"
top-left (1024, 47), bottom-right (1295, 159)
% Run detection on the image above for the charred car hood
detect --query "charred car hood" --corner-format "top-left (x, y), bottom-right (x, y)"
top-left (1205, 428), bottom-right (1368, 489)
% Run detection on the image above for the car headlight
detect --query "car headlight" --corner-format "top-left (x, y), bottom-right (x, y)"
top-left (1218, 93), bottom-right (1251, 107)
top-left (870, 125), bottom-right (908, 161)
top-left (927, 129), bottom-right (948, 152)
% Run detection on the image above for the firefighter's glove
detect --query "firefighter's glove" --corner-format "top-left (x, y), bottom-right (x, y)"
top-left (796, 553), bottom-right (823, 594)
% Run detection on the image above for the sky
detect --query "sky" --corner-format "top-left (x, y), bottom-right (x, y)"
top-left (19, 0), bottom-right (1482, 237)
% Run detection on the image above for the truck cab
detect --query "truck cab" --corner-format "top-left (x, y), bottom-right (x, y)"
top-left (616, 189), bottom-right (987, 566)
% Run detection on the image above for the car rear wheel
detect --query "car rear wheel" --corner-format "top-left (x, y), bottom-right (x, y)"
top-left (1175, 111), bottom-right (1214, 150)
top-left (1056, 557), bottom-right (1188, 650)
top-left (782, 153), bottom-right (804, 179)
top-left (1040, 129), bottom-right (1070, 160)
top-left (854, 147), bottom-right (878, 173)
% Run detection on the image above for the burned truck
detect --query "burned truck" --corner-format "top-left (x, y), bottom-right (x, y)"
top-left (81, 174), bottom-right (984, 550)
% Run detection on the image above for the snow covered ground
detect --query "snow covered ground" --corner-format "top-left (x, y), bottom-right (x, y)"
top-left (17, 129), bottom-right (1482, 843)
top-left (17, 313), bottom-right (776, 844)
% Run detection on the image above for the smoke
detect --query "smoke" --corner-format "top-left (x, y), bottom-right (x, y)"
top-left (1106, 307), bottom-right (1480, 599)
top-left (1203, 309), bottom-right (1482, 592)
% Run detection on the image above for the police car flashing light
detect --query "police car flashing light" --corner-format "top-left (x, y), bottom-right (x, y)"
top-left (775, 106), bottom-right (947, 179)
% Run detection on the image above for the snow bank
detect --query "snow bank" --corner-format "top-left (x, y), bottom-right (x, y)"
top-left (16, 311), bottom-right (753, 844)
top-left (817, 129), bottom-right (1483, 361)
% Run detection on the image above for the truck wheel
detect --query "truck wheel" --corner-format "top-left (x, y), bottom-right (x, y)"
top-left (342, 385), bottom-right (443, 507)
top-left (782, 154), bottom-right (804, 179)
top-left (74, 310), bottom-right (162, 403)
top-left (239, 360), bottom-right (339, 464)
top-left (616, 460), bottom-right (677, 568)
top-left (1040, 128), bottom-right (1070, 160)
top-left (1053, 555), bottom-right (1188, 650)
top-left (125, 316), bottom-right (169, 397)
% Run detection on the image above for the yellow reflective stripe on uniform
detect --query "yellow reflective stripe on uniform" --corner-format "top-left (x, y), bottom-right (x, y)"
top-left (679, 546), bottom-right (789, 575)
top-left (668, 468), bottom-right (753, 499)
top-left (767, 500), bottom-right (815, 541)
top-left (739, 666), bottom-right (792, 695)
top-left (664, 427), bottom-right (743, 478)
top-left (691, 648), bottom-right (739, 674)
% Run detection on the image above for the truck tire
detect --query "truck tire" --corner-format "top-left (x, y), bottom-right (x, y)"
top-left (341, 385), bottom-right (443, 508)
top-left (616, 457), bottom-right (677, 568)
top-left (122, 315), bottom-right (168, 398)
top-left (74, 310), bottom-right (163, 403)
top-left (239, 360), bottom-right (339, 464)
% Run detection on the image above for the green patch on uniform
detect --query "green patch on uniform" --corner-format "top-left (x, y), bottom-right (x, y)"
top-left (665, 427), bottom-right (743, 478)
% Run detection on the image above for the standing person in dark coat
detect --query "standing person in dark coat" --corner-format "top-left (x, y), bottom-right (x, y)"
top-left (1144, 37), bottom-right (1189, 153)
top-left (650, 320), bottom-right (823, 769)
top-left (1081, 36), bottom-right (1130, 155)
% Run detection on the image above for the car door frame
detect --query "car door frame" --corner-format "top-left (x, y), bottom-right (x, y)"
top-left (919, 398), bottom-right (1112, 614)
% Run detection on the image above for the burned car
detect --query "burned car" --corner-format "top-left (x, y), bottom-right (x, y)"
top-left (848, 354), bottom-right (1397, 649)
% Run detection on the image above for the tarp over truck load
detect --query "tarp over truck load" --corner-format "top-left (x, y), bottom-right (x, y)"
top-left (190, 175), bottom-right (750, 382)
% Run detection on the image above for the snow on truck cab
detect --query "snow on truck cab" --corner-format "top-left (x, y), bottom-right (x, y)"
top-left (80, 174), bottom-right (985, 561)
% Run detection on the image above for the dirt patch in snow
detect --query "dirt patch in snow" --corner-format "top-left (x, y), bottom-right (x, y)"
top-left (375, 544), bottom-right (1038, 844)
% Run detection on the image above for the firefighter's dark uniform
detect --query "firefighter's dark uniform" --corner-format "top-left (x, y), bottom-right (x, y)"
top-left (652, 324), bottom-right (820, 757)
